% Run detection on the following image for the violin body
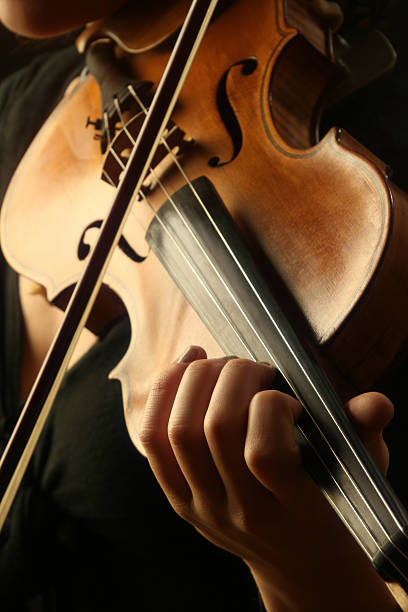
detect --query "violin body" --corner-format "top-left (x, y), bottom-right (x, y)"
top-left (2, 0), bottom-right (408, 436)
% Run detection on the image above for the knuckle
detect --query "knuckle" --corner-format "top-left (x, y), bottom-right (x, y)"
top-left (184, 358), bottom-right (214, 378)
top-left (245, 443), bottom-right (283, 476)
top-left (221, 358), bottom-right (275, 387)
top-left (171, 496), bottom-right (223, 530)
top-left (244, 443), bottom-right (268, 472)
top-left (167, 420), bottom-right (195, 448)
top-left (222, 357), bottom-right (255, 377)
top-left (229, 504), bottom-right (259, 535)
top-left (244, 435), bottom-right (301, 485)
top-left (251, 389), bottom-right (301, 423)
top-left (193, 499), bottom-right (226, 530)
top-left (170, 497), bottom-right (194, 522)
top-left (203, 410), bottom-right (230, 443)
top-left (138, 422), bottom-right (162, 452)
top-left (253, 388), bottom-right (285, 408)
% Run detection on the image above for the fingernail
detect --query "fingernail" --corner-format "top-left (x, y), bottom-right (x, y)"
top-left (177, 345), bottom-right (201, 363)
top-left (258, 361), bottom-right (275, 368)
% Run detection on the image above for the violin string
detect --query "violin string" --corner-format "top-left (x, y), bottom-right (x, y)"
top-left (1, 0), bottom-right (223, 532)
top-left (113, 93), bottom-right (281, 363)
top-left (125, 94), bottom-right (408, 544)
top-left (116, 91), bottom-right (276, 359)
top-left (142, 188), bottom-right (259, 358)
top-left (108, 91), bottom-right (408, 558)
top-left (102, 107), bottom-right (148, 234)
top-left (103, 110), bottom-right (111, 147)
top-left (102, 189), bottom-right (408, 574)
top-left (102, 168), bottom-right (116, 187)
top-left (111, 96), bottom-right (257, 359)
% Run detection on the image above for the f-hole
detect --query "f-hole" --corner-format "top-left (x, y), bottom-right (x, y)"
top-left (208, 57), bottom-right (258, 168)
top-left (78, 220), bottom-right (147, 263)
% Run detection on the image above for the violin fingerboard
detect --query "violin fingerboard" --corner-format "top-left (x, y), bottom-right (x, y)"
top-left (146, 175), bottom-right (408, 588)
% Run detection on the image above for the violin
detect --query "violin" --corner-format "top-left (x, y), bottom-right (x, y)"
top-left (1, 0), bottom-right (408, 599)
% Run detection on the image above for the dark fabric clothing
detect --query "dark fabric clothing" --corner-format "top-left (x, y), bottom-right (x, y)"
top-left (0, 47), bottom-right (260, 611)
top-left (0, 4), bottom-right (408, 610)
top-left (0, 46), bottom-right (82, 208)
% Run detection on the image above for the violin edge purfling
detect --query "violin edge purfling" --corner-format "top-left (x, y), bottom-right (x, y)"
top-left (1, 0), bottom-right (408, 596)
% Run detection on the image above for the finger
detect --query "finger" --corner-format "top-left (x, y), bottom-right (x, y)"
top-left (245, 389), bottom-right (304, 500)
top-left (177, 345), bottom-right (207, 364)
top-left (203, 359), bottom-right (276, 503)
top-left (345, 392), bottom-right (394, 473)
top-left (139, 347), bottom-right (206, 508)
top-left (132, 346), bottom-right (207, 449)
top-left (167, 358), bottom-right (234, 507)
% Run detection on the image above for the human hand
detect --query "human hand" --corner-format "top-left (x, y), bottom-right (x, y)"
top-left (139, 346), bottom-right (397, 611)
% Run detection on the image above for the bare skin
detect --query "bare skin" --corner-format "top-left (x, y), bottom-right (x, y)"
top-left (0, 1), bottom-right (405, 609)
top-left (0, 0), bottom-right (130, 392)
top-left (0, 0), bottom-right (128, 36)
top-left (140, 347), bottom-right (399, 611)
top-left (0, 0), bottom-right (342, 37)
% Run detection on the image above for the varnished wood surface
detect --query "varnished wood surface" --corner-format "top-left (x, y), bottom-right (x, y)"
top-left (2, 0), bottom-right (408, 439)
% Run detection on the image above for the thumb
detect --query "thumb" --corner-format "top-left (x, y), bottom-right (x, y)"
top-left (344, 392), bottom-right (394, 474)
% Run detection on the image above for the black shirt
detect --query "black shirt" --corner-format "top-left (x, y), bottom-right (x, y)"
top-left (0, 4), bottom-right (408, 609)
top-left (0, 46), bottom-right (260, 612)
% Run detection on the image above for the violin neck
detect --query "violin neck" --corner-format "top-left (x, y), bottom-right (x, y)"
top-left (146, 175), bottom-right (408, 589)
